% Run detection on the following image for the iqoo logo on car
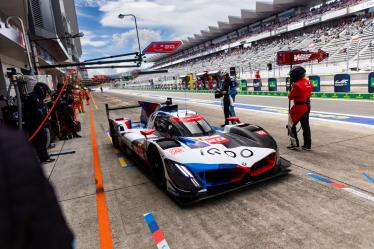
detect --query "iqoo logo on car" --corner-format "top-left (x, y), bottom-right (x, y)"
top-left (204, 148), bottom-right (253, 158)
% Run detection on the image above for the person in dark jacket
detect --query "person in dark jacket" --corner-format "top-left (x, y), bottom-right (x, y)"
top-left (24, 83), bottom-right (54, 163)
top-left (0, 127), bottom-right (75, 249)
top-left (54, 83), bottom-right (81, 139)
top-left (220, 73), bottom-right (234, 126)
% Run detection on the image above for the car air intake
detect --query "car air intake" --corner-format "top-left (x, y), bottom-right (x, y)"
top-left (249, 152), bottom-right (276, 177)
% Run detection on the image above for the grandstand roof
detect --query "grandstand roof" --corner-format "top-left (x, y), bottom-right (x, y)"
top-left (150, 0), bottom-right (310, 62)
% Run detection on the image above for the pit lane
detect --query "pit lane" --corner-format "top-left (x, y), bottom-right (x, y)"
top-left (49, 90), bottom-right (374, 249)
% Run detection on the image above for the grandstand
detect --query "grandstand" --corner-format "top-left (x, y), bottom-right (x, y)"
top-left (121, 0), bottom-right (374, 92)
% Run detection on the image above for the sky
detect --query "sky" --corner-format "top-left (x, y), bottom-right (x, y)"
top-left (75, 0), bottom-right (258, 76)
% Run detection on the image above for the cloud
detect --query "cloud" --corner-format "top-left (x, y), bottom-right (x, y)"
top-left (75, 0), bottom-right (112, 7)
top-left (99, 0), bottom-right (259, 39)
top-left (80, 30), bottom-right (108, 47)
top-left (76, 8), bottom-right (96, 19)
top-left (112, 28), bottom-right (162, 50)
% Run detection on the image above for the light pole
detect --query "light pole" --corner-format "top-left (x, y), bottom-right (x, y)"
top-left (370, 41), bottom-right (374, 71)
top-left (118, 13), bottom-right (142, 62)
top-left (356, 39), bottom-right (362, 70)
top-left (346, 41), bottom-right (351, 72)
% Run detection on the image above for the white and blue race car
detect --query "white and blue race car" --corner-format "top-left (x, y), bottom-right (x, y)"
top-left (106, 98), bottom-right (290, 203)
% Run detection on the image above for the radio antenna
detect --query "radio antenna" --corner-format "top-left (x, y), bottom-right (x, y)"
top-left (184, 85), bottom-right (188, 116)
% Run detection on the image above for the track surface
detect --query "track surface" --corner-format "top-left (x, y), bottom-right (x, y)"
top-left (47, 90), bottom-right (374, 249)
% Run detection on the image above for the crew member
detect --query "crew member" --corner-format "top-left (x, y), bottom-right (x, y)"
top-left (287, 66), bottom-right (312, 150)
top-left (24, 83), bottom-right (54, 163)
top-left (220, 73), bottom-right (234, 126)
top-left (72, 86), bottom-right (84, 113)
top-left (229, 77), bottom-right (238, 117)
top-left (55, 83), bottom-right (81, 139)
top-left (81, 87), bottom-right (90, 105)
top-left (255, 70), bottom-right (261, 79)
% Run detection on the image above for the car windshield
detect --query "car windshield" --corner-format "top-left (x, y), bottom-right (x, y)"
top-left (170, 115), bottom-right (215, 137)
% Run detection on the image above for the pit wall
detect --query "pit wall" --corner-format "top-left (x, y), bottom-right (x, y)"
top-left (123, 88), bottom-right (374, 100)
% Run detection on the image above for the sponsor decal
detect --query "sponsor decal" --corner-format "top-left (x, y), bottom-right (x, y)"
top-left (170, 115), bottom-right (204, 123)
top-left (253, 79), bottom-right (262, 91)
top-left (255, 130), bottom-right (268, 136)
top-left (268, 78), bottom-right (277, 92)
top-left (334, 74), bottom-right (350, 92)
top-left (240, 79), bottom-right (248, 92)
top-left (369, 72), bottom-right (374, 93)
top-left (205, 148), bottom-right (253, 159)
top-left (309, 75), bottom-right (321, 92)
top-left (135, 143), bottom-right (145, 159)
top-left (196, 135), bottom-right (230, 144)
top-left (166, 147), bottom-right (185, 155)
top-left (178, 137), bottom-right (210, 148)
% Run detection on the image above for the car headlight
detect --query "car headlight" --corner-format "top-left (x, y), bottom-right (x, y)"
top-left (164, 159), bottom-right (201, 191)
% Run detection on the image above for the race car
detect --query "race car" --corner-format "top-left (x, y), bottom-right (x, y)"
top-left (106, 98), bottom-right (290, 203)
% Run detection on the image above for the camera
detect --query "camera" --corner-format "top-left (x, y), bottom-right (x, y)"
top-left (214, 90), bottom-right (223, 99)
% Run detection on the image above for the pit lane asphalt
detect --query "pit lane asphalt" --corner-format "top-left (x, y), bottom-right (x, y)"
top-left (46, 91), bottom-right (374, 249)
top-left (112, 89), bottom-right (374, 117)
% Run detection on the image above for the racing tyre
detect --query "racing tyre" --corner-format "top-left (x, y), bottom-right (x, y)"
top-left (112, 134), bottom-right (120, 150)
top-left (149, 148), bottom-right (166, 189)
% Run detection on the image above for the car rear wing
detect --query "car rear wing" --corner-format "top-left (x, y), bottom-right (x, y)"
top-left (105, 103), bottom-right (141, 120)
top-left (105, 101), bottom-right (162, 125)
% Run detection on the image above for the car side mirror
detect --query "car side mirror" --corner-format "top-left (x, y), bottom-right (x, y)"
top-left (140, 129), bottom-right (156, 139)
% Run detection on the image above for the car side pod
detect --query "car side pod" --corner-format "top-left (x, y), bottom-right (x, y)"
top-left (140, 129), bottom-right (156, 139)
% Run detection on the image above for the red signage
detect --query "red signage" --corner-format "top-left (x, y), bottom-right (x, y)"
top-left (276, 49), bottom-right (328, 65)
top-left (143, 41), bottom-right (182, 54)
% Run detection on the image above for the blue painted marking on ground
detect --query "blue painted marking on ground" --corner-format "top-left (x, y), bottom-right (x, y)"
top-left (205, 100), bottom-right (374, 127)
top-left (144, 212), bottom-right (159, 233)
top-left (362, 172), bottom-right (374, 183)
top-left (308, 173), bottom-right (334, 184)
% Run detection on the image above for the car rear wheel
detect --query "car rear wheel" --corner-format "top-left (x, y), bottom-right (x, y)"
top-left (112, 134), bottom-right (121, 149)
top-left (149, 148), bottom-right (166, 189)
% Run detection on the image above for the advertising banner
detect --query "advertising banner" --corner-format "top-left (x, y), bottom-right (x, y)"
top-left (240, 79), bottom-right (248, 92)
top-left (275, 26), bottom-right (288, 34)
top-left (369, 72), bottom-right (374, 93)
top-left (334, 74), bottom-right (350, 92)
top-left (268, 78), bottom-right (277, 91)
top-left (305, 16), bottom-right (321, 26)
top-left (288, 21), bottom-right (304, 31)
top-left (253, 79), bottom-right (262, 91)
top-left (321, 8), bottom-right (347, 21)
top-left (276, 49), bottom-right (328, 65)
top-left (309, 75), bottom-right (320, 92)
top-left (143, 41), bottom-right (182, 53)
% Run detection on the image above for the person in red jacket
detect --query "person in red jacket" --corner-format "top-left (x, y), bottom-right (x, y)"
top-left (287, 66), bottom-right (312, 150)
